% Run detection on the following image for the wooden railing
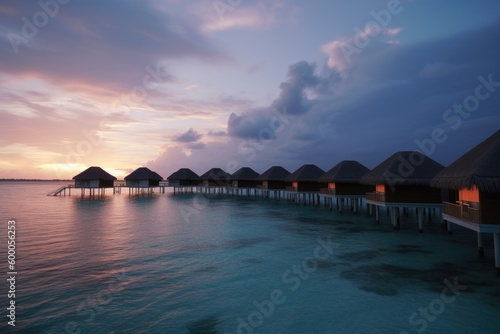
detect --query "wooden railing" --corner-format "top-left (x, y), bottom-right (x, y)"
top-left (443, 202), bottom-right (482, 224)
top-left (47, 184), bottom-right (74, 196)
top-left (366, 192), bottom-right (386, 202)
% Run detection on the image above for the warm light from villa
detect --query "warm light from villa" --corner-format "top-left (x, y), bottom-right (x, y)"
top-left (459, 185), bottom-right (480, 203)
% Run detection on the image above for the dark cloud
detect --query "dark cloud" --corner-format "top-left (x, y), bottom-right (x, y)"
top-left (172, 128), bottom-right (202, 143)
top-left (226, 61), bottom-right (335, 139)
top-left (271, 61), bottom-right (321, 115)
top-left (224, 23), bottom-right (500, 169)
top-left (227, 107), bottom-right (277, 139)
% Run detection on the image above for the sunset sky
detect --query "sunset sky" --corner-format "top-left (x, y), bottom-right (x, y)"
top-left (1, 0), bottom-right (500, 179)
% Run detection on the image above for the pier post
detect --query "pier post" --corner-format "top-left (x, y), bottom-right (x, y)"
top-left (477, 233), bottom-right (485, 258)
top-left (375, 205), bottom-right (379, 224)
top-left (495, 233), bottom-right (500, 275)
top-left (396, 207), bottom-right (400, 230)
top-left (353, 198), bottom-right (358, 213)
top-left (390, 207), bottom-right (396, 229)
top-left (417, 207), bottom-right (424, 233)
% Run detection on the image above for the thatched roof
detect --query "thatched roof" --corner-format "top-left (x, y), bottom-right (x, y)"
top-left (257, 166), bottom-right (291, 181)
top-left (72, 166), bottom-right (117, 180)
top-left (319, 160), bottom-right (370, 183)
top-left (230, 167), bottom-right (259, 181)
top-left (200, 168), bottom-right (230, 181)
top-left (124, 167), bottom-right (163, 181)
top-left (167, 168), bottom-right (200, 181)
top-left (431, 130), bottom-right (500, 192)
top-left (361, 151), bottom-right (444, 186)
top-left (286, 164), bottom-right (325, 182)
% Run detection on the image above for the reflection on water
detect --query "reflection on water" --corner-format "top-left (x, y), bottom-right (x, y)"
top-left (0, 181), bottom-right (499, 333)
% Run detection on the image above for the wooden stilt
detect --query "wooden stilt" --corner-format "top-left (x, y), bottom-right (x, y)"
top-left (494, 233), bottom-right (500, 275)
top-left (418, 207), bottom-right (424, 233)
top-left (477, 233), bottom-right (485, 258)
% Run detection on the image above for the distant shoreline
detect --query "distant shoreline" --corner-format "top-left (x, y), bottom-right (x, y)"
top-left (0, 179), bottom-right (72, 182)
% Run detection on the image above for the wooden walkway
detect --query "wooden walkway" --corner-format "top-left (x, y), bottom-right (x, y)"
top-left (47, 184), bottom-right (74, 196)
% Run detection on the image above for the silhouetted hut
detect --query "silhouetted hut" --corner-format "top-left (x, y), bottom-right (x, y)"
top-left (256, 166), bottom-right (291, 200)
top-left (230, 167), bottom-right (260, 188)
top-left (72, 166), bottom-right (117, 196)
top-left (167, 168), bottom-right (200, 186)
top-left (361, 151), bottom-right (444, 230)
top-left (257, 166), bottom-right (291, 190)
top-left (124, 167), bottom-right (163, 194)
top-left (125, 167), bottom-right (163, 187)
top-left (319, 160), bottom-right (374, 212)
top-left (431, 130), bottom-right (500, 271)
top-left (283, 164), bottom-right (325, 205)
top-left (200, 168), bottom-right (230, 187)
top-left (286, 164), bottom-right (326, 192)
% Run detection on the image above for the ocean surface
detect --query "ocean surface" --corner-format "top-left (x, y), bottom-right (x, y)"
top-left (0, 181), bottom-right (499, 334)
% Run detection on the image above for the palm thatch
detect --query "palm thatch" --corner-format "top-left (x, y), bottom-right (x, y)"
top-left (230, 167), bottom-right (260, 181)
top-left (167, 168), bottom-right (200, 181)
top-left (286, 164), bottom-right (325, 182)
top-left (319, 160), bottom-right (370, 183)
top-left (361, 151), bottom-right (444, 186)
top-left (72, 166), bottom-right (117, 180)
top-left (431, 130), bottom-right (500, 192)
top-left (257, 166), bottom-right (291, 181)
top-left (124, 167), bottom-right (163, 181)
top-left (200, 168), bottom-right (230, 181)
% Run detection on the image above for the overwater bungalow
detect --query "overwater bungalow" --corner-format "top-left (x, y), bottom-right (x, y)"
top-left (200, 168), bottom-right (230, 187)
top-left (319, 160), bottom-right (374, 213)
top-left (167, 168), bottom-right (200, 186)
top-left (256, 166), bottom-right (291, 200)
top-left (230, 167), bottom-right (260, 188)
top-left (285, 164), bottom-right (326, 205)
top-left (286, 164), bottom-right (326, 192)
top-left (257, 166), bottom-right (291, 190)
top-left (199, 167), bottom-right (230, 194)
top-left (431, 130), bottom-right (500, 273)
top-left (124, 167), bottom-right (163, 194)
top-left (72, 166), bottom-right (117, 196)
top-left (361, 151), bottom-right (444, 231)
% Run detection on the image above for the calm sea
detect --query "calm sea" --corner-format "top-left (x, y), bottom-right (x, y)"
top-left (0, 181), bottom-right (499, 334)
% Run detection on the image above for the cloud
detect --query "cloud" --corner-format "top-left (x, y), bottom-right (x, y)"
top-left (271, 61), bottom-right (322, 115)
top-left (226, 60), bottom-right (339, 139)
top-left (227, 107), bottom-right (276, 139)
top-left (187, 142), bottom-right (206, 150)
top-left (207, 130), bottom-right (227, 137)
top-left (172, 128), bottom-right (203, 143)
top-left (150, 22), bottom-right (500, 177)
top-left (198, 0), bottom-right (291, 33)
top-left (321, 25), bottom-right (403, 74)
top-left (0, 0), bottom-right (225, 92)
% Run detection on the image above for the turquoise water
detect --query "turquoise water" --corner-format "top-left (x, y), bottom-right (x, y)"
top-left (0, 181), bottom-right (499, 333)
